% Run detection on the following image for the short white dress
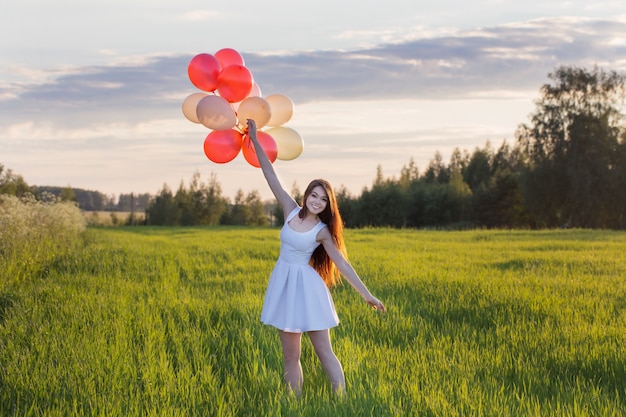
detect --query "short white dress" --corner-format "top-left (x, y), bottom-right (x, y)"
top-left (260, 207), bottom-right (340, 333)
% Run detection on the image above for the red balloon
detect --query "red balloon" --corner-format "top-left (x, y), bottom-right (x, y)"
top-left (203, 129), bottom-right (243, 163)
top-left (242, 131), bottom-right (277, 167)
top-left (217, 65), bottom-right (254, 103)
top-left (188, 53), bottom-right (220, 92)
top-left (215, 48), bottom-right (245, 69)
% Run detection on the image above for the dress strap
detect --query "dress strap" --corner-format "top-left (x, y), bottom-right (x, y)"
top-left (285, 207), bottom-right (301, 223)
top-left (312, 222), bottom-right (327, 235)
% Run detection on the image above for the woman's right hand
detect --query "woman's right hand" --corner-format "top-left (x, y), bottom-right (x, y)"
top-left (247, 119), bottom-right (257, 140)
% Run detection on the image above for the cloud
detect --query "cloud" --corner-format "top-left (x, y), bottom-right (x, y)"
top-left (2, 16), bottom-right (624, 126)
top-left (1, 15), bottom-right (625, 197)
top-left (1, 15), bottom-right (623, 147)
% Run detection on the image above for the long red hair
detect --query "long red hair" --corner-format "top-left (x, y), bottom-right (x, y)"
top-left (299, 179), bottom-right (346, 288)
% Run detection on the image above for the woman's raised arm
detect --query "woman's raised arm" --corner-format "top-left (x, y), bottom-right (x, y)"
top-left (247, 119), bottom-right (297, 213)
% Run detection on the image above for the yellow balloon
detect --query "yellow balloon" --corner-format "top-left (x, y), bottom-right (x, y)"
top-left (196, 95), bottom-right (237, 131)
top-left (237, 96), bottom-right (271, 128)
top-left (266, 126), bottom-right (304, 160)
top-left (266, 94), bottom-right (294, 127)
top-left (182, 93), bottom-right (207, 124)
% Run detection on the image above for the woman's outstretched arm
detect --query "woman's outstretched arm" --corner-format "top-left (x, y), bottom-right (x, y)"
top-left (247, 119), bottom-right (297, 213)
top-left (317, 228), bottom-right (386, 313)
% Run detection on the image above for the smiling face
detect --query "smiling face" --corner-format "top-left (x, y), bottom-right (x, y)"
top-left (305, 185), bottom-right (329, 215)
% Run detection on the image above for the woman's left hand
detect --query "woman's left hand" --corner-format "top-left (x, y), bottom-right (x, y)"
top-left (366, 296), bottom-right (386, 314)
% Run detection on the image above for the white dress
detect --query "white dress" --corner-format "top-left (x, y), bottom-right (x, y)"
top-left (260, 207), bottom-right (340, 333)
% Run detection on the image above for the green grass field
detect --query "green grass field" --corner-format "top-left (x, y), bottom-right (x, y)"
top-left (1, 227), bottom-right (625, 416)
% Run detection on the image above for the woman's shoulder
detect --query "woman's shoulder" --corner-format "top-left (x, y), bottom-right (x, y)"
top-left (315, 222), bottom-right (331, 240)
top-left (284, 206), bottom-right (301, 222)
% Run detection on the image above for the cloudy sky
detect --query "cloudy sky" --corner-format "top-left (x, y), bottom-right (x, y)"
top-left (1, 1), bottom-right (625, 201)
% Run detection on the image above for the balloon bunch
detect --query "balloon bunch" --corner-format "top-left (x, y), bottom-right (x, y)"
top-left (182, 48), bottom-right (304, 168)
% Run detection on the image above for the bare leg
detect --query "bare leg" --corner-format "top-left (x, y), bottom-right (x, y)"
top-left (308, 329), bottom-right (345, 394)
top-left (278, 330), bottom-right (303, 395)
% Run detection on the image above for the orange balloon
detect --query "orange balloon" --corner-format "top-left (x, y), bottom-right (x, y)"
top-left (196, 95), bottom-right (237, 130)
top-left (237, 97), bottom-right (271, 128)
top-left (266, 94), bottom-right (294, 126)
top-left (242, 131), bottom-right (277, 167)
top-left (203, 130), bottom-right (243, 163)
top-left (217, 65), bottom-right (254, 103)
top-left (188, 54), bottom-right (220, 92)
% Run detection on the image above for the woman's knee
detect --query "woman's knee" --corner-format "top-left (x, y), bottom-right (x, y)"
top-left (308, 331), bottom-right (336, 361)
top-left (279, 331), bottom-right (302, 362)
top-left (282, 348), bottom-right (301, 363)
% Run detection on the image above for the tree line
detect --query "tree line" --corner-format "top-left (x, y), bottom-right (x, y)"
top-left (340, 66), bottom-right (626, 229)
top-left (0, 173), bottom-right (151, 213)
top-left (2, 66), bottom-right (625, 229)
top-left (144, 172), bottom-right (273, 226)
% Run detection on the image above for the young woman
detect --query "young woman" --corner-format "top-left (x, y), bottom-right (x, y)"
top-left (247, 119), bottom-right (386, 395)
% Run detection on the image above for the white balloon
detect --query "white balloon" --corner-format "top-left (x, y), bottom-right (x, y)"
top-left (196, 95), bottom-right (237, 131)
top-left (182, 93), bottom-right (207, 124)
top-left (266, 94), bottom-right (294, 127)
top-left (237, 97), bottom-right (271, 128)
top-left (266, 126), bottom-right (304, 160)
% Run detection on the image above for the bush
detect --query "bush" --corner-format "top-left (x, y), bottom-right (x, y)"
top-left (0, 193), bottom-right (86, 284)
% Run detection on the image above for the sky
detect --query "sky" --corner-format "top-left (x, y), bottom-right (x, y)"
top-left (1, 1), bottom-right (625, 201)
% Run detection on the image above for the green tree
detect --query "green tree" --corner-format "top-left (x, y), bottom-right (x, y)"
top-left (175, 180), bottom-right (196, 226)
top-left (449, 148), bottom-right (470, 174)
top-left (614, 132), bottom-right (626, 228)
top-left (399, 158), bottom-right (419, 189)
top-left (335, 185), bottom-right (358, 228)
top-left (0, 164), bottom-right (30, 197)
top-left (59, 186), bottom-right (76, 202)
top-left (201, 172), bottom-right (228, 225)
top-left (423, 151), bottom-right (448, 183)
top-left (291, 182), bottom-right (302, 206)
top-left (517, 65), bottom-right (625, 228)
top-left (226, 189), bottom-right (251, 225)
top-left (118, 193), bottom-right (151, 212)
top-left (357, 166), bottom-right (409, 228)
top-left (465, 141), bottom-right (531, 228)
top-left (246, 190), bottom-right (269, 226)
top-left (463, 143), bottom-right (492, 192)
top-left (146, 172), bottom-right (228, 226)
top-left (146, 184), bottom-right (179, 225)
top-left (408, 180), bottom-right (470, 228)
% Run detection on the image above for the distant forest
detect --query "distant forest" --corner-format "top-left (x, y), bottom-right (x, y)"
top-left (34, 186), bottom-right (152, 213)
top-left (0, 178), bottom-right (151, 213)
top-left (2, 66), bottom-right (625, 229)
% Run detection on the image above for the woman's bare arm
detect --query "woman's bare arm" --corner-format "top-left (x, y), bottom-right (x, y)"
top-left (247, 119), bottom-right (297, 213)
top-left (318, 228), bottom-right (386, 313)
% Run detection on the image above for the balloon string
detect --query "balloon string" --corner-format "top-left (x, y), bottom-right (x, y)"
top-left (235, 123), bottom-right (246, 134)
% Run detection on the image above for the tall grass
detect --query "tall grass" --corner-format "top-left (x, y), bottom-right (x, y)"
top-left (0, 193), bottom-right (86, 286)
top-left (1, 226), bottom-right (625, 416)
